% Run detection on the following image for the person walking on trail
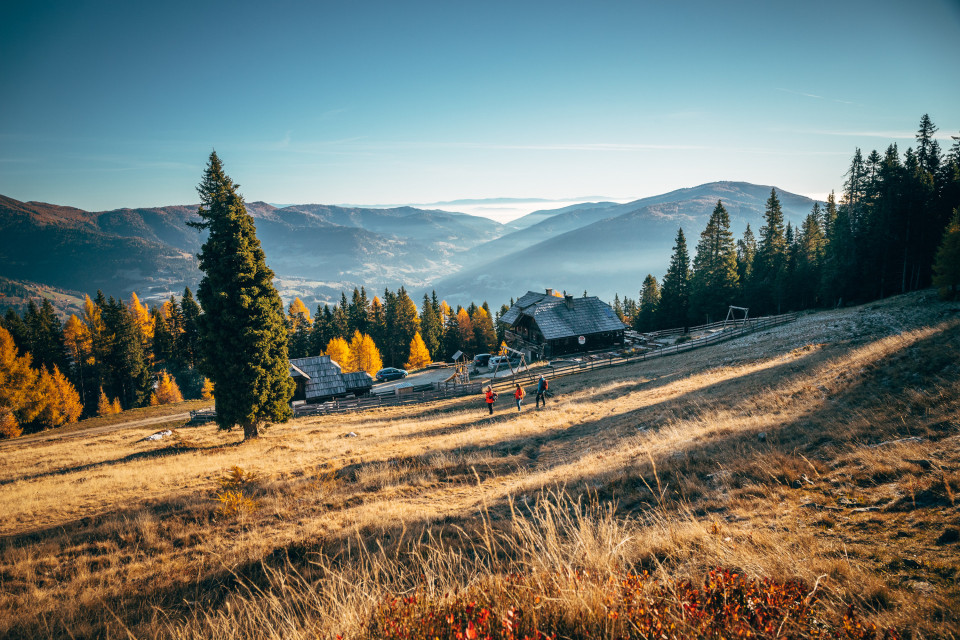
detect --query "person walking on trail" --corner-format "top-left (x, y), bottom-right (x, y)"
top-left (484, 385), bottom-right (498, 415)
top-left (536, 375), bottom-right (548, 409)
top-left (514, 383), bottom-right (525, 412)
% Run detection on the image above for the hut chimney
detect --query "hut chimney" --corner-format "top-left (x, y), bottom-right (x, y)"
top-left (564, 294), bottom-right (574, 310)
top-left (545, 288), bottom-right (553, 296)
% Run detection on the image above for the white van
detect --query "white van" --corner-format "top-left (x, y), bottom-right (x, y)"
top-left (487, 355), bottom-right (511, 370)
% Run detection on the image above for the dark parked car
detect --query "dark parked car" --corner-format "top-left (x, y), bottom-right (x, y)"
top-left (375, 367), bottom-right (408, 382)
top-left (473, 353), bottom-right (492, 368)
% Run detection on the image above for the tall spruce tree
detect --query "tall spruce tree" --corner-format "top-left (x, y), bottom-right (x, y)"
top-left (419, 293), bottom-right (443, 360)
top-left (752, 188), bottom-right (789, 314)
top-left (792, 208), bottom-right (825, 309)
top-left (191, 151), bottom-right (294, 440)
top-left (99, 296), bottom-right (152, 409)
top-left (391, 287), bottom-right (421, 366)
top-left (821, 204), bottom-right (857, 307)
top-left (179, 288), bottom-right (202, 369)
top-left (822, 191), bottom-right (838, 237)
top-left (933, 208), bottom-right (960, 299)
top-left (689, 201), bottom-right (740, 323)
top-left (348, 287), bottom-right (369, 336)
top-left (635, 274), bottom-right (660, 332)
top-left (309, 305), bottom-right (333, 356)
top-left (736, 224), bottom-right (757, 301)
top-left (332, 293), bottom-right (350, 339)
top-left (657, 227), bottom-right (691, 329)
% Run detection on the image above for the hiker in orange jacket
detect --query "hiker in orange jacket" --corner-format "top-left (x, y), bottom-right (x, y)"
top-left (514, 383), bottom-right (525, 412)
top-left (484, 386), bottom-right (498, 415)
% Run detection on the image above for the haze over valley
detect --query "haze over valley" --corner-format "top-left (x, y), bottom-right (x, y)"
top-left (0, 181), bottom-right (818, 311)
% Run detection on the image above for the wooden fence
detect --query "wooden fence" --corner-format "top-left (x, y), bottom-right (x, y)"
top-left (483, 312), bottom-right (798, 392)
top-left (291, 381), bottom-right (485, 417)
top-left (188, 312), bottom-right (796, 422)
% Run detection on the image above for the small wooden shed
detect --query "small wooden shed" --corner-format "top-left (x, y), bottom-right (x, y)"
top-left (290, 356), bottom-right (374, 403)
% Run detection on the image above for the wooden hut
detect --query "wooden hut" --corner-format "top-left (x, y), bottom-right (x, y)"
top-left (290, 356), bottom-right (374, 403)
top-left (499, 289), bottom-right (626, 360)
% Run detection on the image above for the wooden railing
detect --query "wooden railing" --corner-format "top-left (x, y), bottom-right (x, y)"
top-left (292, 381), bottom-right (485, 417)
top-left (190, 313), bottom-right (797, 422)
top-left (484, 313), bottom-right (798, 392)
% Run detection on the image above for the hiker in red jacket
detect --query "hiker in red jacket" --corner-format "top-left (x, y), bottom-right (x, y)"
top-left (514, 383), bottom-right (525, 412)
top-left (484, 386), bottom-right (498, 415)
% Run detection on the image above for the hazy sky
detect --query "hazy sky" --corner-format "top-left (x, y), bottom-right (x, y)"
top-left (2, 0), bottom-right (958, 216)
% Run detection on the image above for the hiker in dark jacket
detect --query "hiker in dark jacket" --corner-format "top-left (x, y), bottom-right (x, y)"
top-left (536, 375), bottom-right (548, 408)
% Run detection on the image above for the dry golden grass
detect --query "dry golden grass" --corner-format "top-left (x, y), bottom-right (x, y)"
top-left (1, 290), bottom-right (958, 638)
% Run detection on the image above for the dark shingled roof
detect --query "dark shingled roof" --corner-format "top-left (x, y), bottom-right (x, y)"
top-left (289, 362), bottom-right (310, 379)
top-left (499, 290), bottom-right (552, 325)
top-left (289, 355), bottom-right (347, 399)
top-left (342, 371), bottom-right (374, 391)
top-left (499, 291), bottom-right (626, 340)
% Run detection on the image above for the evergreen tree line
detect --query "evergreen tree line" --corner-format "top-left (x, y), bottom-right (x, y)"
top-left (1, 288), bottom-right (213, 436)
top-left (0, 280), bottom-right (505, 437)
top-left (286, 286), bottom-right (501, 370)
top-left (618, 115), bottom-right (960, 331)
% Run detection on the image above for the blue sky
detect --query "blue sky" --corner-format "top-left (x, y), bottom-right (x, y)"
top-left (1, 0), bottom-right (958, 218)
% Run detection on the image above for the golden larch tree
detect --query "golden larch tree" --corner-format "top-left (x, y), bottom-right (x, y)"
top-left (439, 300), bottom-right (453, 324)
top-left (470, 306), bottom-right (497, 354)
top-left (129, 292), bottom-right (154, 340)
top-left (456, 308), bottom-right (473, 343)
top-left (0, 409), bottom-right (20, 439)
top-left (0, 326), bottom-right (41, 437)
top-left (64, 314), bottom-right (91, 366)
top-left (50, 365), bottom-right (82, 424)
top-left (288, 297), bottom-right (312, 327)
top-left (404, 332), bottom-right (431, 370)
top-left (325, 337), bottom-right (351, 370)
top-left (97, 388), bottom-right (117, 416)
top-left (154, 371), bottom-right (184, 404)
top-left (348, 331), bottom-right (383, 376)
top-left (35, 365), bottom-right (83, 429)
top-left (201, 377), bottom-right (215, 400)
top-left (81, 295), bottom-right (105, 373)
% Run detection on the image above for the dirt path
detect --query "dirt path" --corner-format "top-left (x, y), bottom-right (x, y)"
top-left (0, 411), bottom-right (193, 450)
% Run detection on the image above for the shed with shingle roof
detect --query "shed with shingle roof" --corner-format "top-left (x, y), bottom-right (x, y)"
top-left (498, 288), bottom-right (626, 359)
top-left (342, 371), bottom-right (375, 394)
top-left (289, 355), bottom-right (350, 402)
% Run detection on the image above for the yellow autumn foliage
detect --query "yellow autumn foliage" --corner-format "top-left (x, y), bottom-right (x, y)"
top-left (35, 365), bottom-right (83, 429)
top-left (348, 331), bottom-right (383, 376)
top-left (404, 332), bottom-right (431, 370)
top-left (129, 292), bottom-right (154, 340)
top-left (98, 388), bottom-right (120, 416)
top-left (153, 371), bottom-right (184, 405)
top-left (0, 326), bottom-right (42, 427)
top-left (288, 297), bottom-right (312, 328)
top-left (325, 337), bottom-right (351, 369)
top-left (0, 408), bottom-right (21, 439)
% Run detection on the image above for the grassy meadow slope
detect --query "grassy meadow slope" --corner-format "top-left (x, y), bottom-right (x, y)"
top-left (1, 291), bottom-right (958, 638)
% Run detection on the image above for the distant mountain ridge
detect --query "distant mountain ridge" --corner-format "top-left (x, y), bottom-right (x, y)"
top-left (0, 195), bottom-right (506, 308)
top-left (0, 182), bottom-right (820, 313)
top-left (431, 182), bottom-right (819, 305)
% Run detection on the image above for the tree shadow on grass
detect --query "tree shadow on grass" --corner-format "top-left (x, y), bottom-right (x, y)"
top-left (0, 438), bottom-right (246, 487)
top-left (389, 344), bottom-right (834, 448)
top-left (6, 323), bottom-right (957, 640)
